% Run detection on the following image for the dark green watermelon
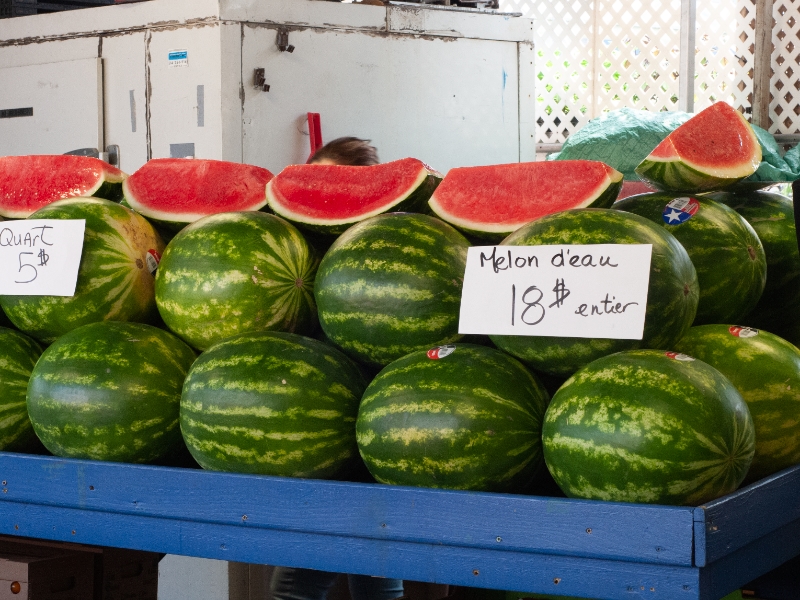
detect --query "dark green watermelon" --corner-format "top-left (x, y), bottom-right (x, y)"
top-left (27, 321), bottom-right (196, 463)
top-left (314, 213), bottom-right (470, 367)
top-left (709, 190), bottom-right (800, 337)
top-left (181, 331), bottom-right (367, 478)
top-left (0, 197), bottom-right (165, 344)
top-left (614, 192), bottom-right (766, 325)
top-left (0, 327), bottom-right (43, 452)
top-left (489, 209), bottom-right (699, 377)
top-left (675, 324), bottom-right (800, 483)
top-left (543, 349), bottom-right (755, 505)
top-left (155, 211), bottom-right (319, 351)
top-left (357, 343), bottom-right (549, 492)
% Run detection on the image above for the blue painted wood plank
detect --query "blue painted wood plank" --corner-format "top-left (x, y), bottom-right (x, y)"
top-left (0, 453), bottom-right (695, 566)
top-left (698, 517), bottom-right (800, 600)
top-left (693, 464), bottom-right (800, 567)
top-left (741, 554), bottom-right (800, 600)
top-left (0, 501), bottom-right (702, 600)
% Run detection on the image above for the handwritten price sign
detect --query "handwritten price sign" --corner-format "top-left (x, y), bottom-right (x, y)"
top-left (0, 220), bottom-right (85, 296)
top-left (458, 244), bottom-right (652, 339)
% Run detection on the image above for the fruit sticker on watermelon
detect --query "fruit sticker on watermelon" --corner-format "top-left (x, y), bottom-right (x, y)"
top-left (662, 197), bottom-right (699, 224)
top-left (729, 325), bottom-right (759, 338)
top-left (665, 351), bottom-right (695, 362)
top-left (427, 345), bottom-right (456, 360)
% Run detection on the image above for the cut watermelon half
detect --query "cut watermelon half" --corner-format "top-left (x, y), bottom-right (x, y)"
top-left (428, 160), bottom-right (623, 240)
top-left (123, 158), bottom-right (274, 227)
top-left (635, 102), bottom-right (762, 193)
top-left (0, 155), bottom-right (128, 218)
top-left (266, 158), bottom-right (441, 235)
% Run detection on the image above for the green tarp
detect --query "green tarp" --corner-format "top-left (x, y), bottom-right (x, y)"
top-left (548, 107), bottom-right (800, 188)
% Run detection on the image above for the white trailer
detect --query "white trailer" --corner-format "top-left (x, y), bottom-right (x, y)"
top-left (0, 0), bottom-right (535, 175)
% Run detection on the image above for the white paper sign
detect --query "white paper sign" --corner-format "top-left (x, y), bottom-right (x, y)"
top-left (0, 220), bottom-right (85, 296)
top-left (459, 244), bottom-right (653, 339)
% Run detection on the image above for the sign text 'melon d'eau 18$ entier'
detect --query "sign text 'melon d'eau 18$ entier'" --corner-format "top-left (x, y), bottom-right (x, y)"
top-left (458, 244), bottom-right (653, 340)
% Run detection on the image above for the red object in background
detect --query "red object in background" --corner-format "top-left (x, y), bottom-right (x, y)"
top-left (307, 113), bottom-right (323, 163)
top-left (616, 180), bottom-right (655, 200)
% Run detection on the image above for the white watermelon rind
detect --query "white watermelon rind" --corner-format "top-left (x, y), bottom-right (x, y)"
top-left (428, 166), bottom-right (624, 242)
top-left (0, 157), bottom-right (128, 219)
top-left (266, 165), bottom-right (435, 235)
top-left (122, 181), bottom-right (268, 225)
top-left (635, 109), bottom-right (762, 193)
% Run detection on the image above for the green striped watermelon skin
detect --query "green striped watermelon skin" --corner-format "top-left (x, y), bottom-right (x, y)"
top-left (180, 331), bottom-right (367, 478)
top-left (356, 344), bottom-right (549, 492)
top-left (543, 349), bottom-right (755, 505)
top-left (674, 324), bottom-right (800, 483)
top-left (490, 209), bottom-right (699, 377)
top-left (27, 321), bottom-right (196, 463)
top-left (614, 193), bottom-right (766, 325)
top-left (0, 197), bottom-right (165, 344)
top-left (155, 211), bottom-right (318, 351)
top-left (634, 102), bottom-right (761, 193)
top-left (0, 327), bottom-right (43, 452)
top-left (314, 213), bottom-right (470, 367)
top-left (634, 160), bottom-right (745, 194)
top-left (710, 191), bottom-right (800, 332)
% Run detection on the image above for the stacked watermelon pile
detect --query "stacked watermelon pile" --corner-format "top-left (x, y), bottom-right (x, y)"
top-left (0, 100), bottom-right (798, 508)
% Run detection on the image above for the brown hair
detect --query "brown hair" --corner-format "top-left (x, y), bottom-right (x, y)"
top-left (308, 137), bottom-right (380, 166)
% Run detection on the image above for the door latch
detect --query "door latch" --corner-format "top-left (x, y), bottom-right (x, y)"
top-left (254, 68), bottom-right (270, 92)
top-left (277, 29), bottom-right (295, 53)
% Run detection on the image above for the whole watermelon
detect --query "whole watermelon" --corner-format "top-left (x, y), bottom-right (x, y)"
top-left (27, 321), bottom-right (196, 463)
top-left (0, 197), bottom-right (165, 343)
top-left (357, 344), bottom-right (549, 492)
top-left (543, 349), bottom-right (755, 505)
top-left (314, 212), bottom-right (470, 367)
top-left (180, 331), bottom-right (367, 478)
top-left (155, 211), bottom-right (318, 351)
top-left (614, 193), bottom-right (766, 325)
top-left (0, 327), bottom-right (43, 452)
top-left (490, 209), bottom-right (699, 377)
top-left (675, 324), bottom-right (800, 483)
top-left (710, 190), bottom-right (800, 337)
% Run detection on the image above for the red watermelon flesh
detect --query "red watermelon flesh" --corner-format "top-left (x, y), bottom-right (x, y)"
top-left (428, 160), bottom-right (623, 239)
top-left (266, 158), bottom-right (437, 234)
top-left (0, 155), bottom-right (128, 218)
top-left (123, 158), bottom-right (274, 224)
top-left (649, 102), bottom-right (759, 173)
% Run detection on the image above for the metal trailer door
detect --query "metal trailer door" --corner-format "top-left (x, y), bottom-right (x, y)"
top-left (241, 24), bottom-right (522, 174)
top-left (0, 57), bottom-right (103, 156)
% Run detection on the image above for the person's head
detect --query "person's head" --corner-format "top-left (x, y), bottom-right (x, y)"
top-left (308, 137), bottom-right (379, 166)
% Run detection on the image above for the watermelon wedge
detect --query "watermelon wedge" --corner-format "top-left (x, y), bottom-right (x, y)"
top-left (122, 158), bottom-right (274, 228)
top-left (265, 158), bottom-right (441, 235)
top-left (635, 102), bottom-right (762, 193)
top-left (427, 160), bottom-right (623, 241)
top-left (0, 155), bottom-right (127, 218)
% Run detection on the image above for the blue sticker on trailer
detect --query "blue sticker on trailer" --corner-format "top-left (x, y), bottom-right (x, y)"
top-left (168, 50), bottom-right (188, 67)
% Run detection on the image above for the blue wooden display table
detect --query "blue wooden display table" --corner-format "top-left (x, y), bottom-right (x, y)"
top-left (0, 452), bottom-right (798, 600)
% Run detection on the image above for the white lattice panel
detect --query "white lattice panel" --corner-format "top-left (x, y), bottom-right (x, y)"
top-left (694, 0), bottom-right (753, 114)
top-left (593, 0), bottom-right (682, 113)
top-left (503, 0), bottom-right (798, 142)
top-left (501, 0), bottom-right (684, 144)
top-left (500, 0), bottom-right (595, 143)
top-left (771, 0), bottom-right (800, 133)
